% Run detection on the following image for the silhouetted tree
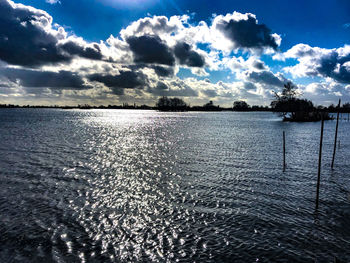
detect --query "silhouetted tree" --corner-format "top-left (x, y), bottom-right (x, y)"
top-left (202, 100), bottom-right (220, 111)
top-left (156, 96), bottom-right (188, 111)
top-left (328, 104), bottom-right (336, 112)
top-left (340, 102), bottom-right (350, 113)
top-left (271, 81), bottom-right (324, 121)
top-left (251, 105), bottom-right (270, 111)
top-left (233, 100), bottom-right (250, 111)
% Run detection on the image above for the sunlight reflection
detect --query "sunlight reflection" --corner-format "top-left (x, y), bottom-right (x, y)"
top-left (66, 109), bottom-right (191, 261)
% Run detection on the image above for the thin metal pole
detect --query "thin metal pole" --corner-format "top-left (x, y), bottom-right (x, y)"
top-left (283, 131), bottom-right (286, 172)
top-left (331, 99), bottom-right (341, 169)
top-left (316, 116), bottom-right (324, 210)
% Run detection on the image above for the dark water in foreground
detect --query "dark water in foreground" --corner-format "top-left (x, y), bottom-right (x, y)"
top-left (1, 109), bottom-right (350, 262)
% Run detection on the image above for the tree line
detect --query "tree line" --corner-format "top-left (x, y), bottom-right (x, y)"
top-left (155, 96), bottom-right (272, 111)
top-left (1, 86), bottom-right (349, 118)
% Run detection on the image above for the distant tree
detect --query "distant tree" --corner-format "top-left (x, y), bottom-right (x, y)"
top-left (271, 81), bottom-right (314, 120)
top-left (156, 96), bottom-right (169, 109)
top-left (327, 104), bottom-right (336, 112)
top-left (342, 102), bottom-right (350, 113)
top-left (203, 100), bottom-right (213, 107)
top-left (233, 100), bottom-right (250, 111)
top-left (251, 105), bottom-right (270, 111)
top-left (156, 96), bottom-right (188, 111)
top-left (170, 97), bottom-right (187, 108)
top-left (203, 100), bottom-right (220, 111)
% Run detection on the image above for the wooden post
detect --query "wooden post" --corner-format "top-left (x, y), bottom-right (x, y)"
top-left (331, 99), bottom-right (341, 169)
top-left (316, 116), bottom-right (324, 210)
top-left (283, 131), bottom-right (286, 172)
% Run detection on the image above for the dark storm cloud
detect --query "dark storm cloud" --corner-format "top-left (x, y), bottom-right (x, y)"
top-left (127, 64), bottom-right (175, 77)
top-left (283, 44), bottom-right (350, 84)
top-left (59, 41), bottom-right (103, 60)
top-left (173, 42), bottom-right (205, 67)
top-left (317, 51), bottom-right (350, 83)
top-left (88, 70), bottom-right (147, 95)
top-left (148, 79), bottom-right (198, 97)
top-left (215, 14), bottom-right (279, 50)
top-left (245, 70), bottom-right (284, 87)
top-left (252, 60), bottom-right (265, 70)
top-left (0, 0), bottom-right (66, 66)
top-left (201, 89), bottom-right (217, 97)
top-left (243, 82), bottom-right (257, 90)
top-left (151, 65), bottom-right (174, 77)
top-left (126, 35), bottom-right (175, 65)
top-left (0, 67), bottom-right (91, 89)
top-left (0, 82), bottom-right (20, 95)
top-left (156, 81), bottom-right (169, 90)
top-left (0, 82), bottom-right (11, 88)
top-left (0, 0), bottom-right (103, 67)
top-left (168, 80), bottom-right (198, 97)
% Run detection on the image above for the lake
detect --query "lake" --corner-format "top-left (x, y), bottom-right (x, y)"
top-left (0, 109), bottom-right (350, 262)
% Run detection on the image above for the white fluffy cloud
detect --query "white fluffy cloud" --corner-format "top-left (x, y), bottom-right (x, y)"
top-left (277, 44), bottom-right (350, 84)
top-left (299, 79), bottom-right (350, 105)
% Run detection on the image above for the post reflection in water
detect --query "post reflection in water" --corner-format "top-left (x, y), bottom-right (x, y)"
top-left (0, 109), bottom-right (350, 262)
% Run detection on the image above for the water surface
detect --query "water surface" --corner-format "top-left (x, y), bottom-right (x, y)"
top-left (0, 109), bottom-right (350, 262)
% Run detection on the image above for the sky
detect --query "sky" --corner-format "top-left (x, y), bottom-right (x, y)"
top-left (0, 0), bottom-right (349, 106)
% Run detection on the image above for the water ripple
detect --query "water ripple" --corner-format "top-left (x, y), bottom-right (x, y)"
top-left (0, 109), bottom-right (350, 262)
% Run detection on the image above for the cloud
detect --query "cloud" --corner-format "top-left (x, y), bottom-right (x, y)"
top-left (222, 56), bottom-right (267, 75)
top-left (4, 1), bottom-right (337, 106)
top-left (126, 35), bottom-right (175, 65)
top-left (201, 89), bottom-right (218, 98)
top-left (126, 64), bottom-right (175, 77)
top-left (173, 42), bottom-right (205, 67)
top-left (0, 0), bottom-right (281, 74)
top-left (120, 15), bottom-right (185, 39)
top-left (281, 44), bottom-right (350, 83)
top-left (317, 51), bottom-right (350, 83)
top-left (212, 12), bottom-right (281, 52)
top-left (244, 70), bottom-right (285, 87)
top-left (151, 65), bottom-right (175, 77)
top-left (156, 81), bottom-right (168, 90)
top-left (252, 60), bottom-right (265, 70)
top-left (0, 0), bottom-right (103, 67)
top-left (243, 82), bottom-right (257, 90)
top-left (180, 78), bottom-right (269, 106)
top-left (148, 78), bottom-right (198, 97)
top-left (300, 80), bottom-right (350, 105)
top-left (0, 67), bottom-right (91, 89)
top-left (0, 0), bottom-right (67, 66)
top-left (280, 43), bottom-right (317, 58)
top-left (304, 82), bottom-right (331, 95)
top-left (88, 70), bottom-right (148, 95)
top-left (125, 35), bottom-right (206, 68)
top-left (119, 12), bottom-right (280, 65)
top-left (46, 0), bottom-right (60, 4)
top-left (59, 40), bottom-right (103, 60)
top-left (343, 23), bottom-right (350, 29)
